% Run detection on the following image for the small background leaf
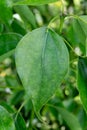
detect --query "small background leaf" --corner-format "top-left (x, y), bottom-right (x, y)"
top-left (0, 33), bottom-right (22, 61)
top-left (77, 57), bottom-right (87, 112)
top-left (57, 107), bottom-right (82, 130)
top-left (0, 105), bottom-right (15, 130)
top-left (14, 5), bottom-right (37, 28)
top-left (14, 113), bottom-right (27, 130)
top-left (0, 0), bottom-right (13, 25)
top-left (13, 0), bottom-right (58, 5)
top-left (66, 16), bottom-right (87, 56)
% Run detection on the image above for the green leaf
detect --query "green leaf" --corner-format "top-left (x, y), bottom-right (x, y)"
top-left (0, 0), bottom-right (13, 25)
top-left (15, 27), bottom-right (69, 116)
top-left (14, 113), bottom-right (27, 130)
top-left (0, 33), bottom-right (22, 61)
top-left (10, 90), bottom-right (24, 105)
top-left (14, 5), bottom-right (37, 28)
top-left (5, 75), bottom-right (19, 87)
top-left (0, 24), bottom-right (4, 33)
top-left (57, 107), bottom-right (82, 130)
top-left (66, 15), bottom-right (87, 56)
top-left (0, 102), bottom-right (14, 113)
top-left (0, 50), bottom-right (16, 62)
top-left (13, 0), bottom-right (58, 6)
top-left (78, 109), bottom-right (87, 130)
top-left (11, 19), bottom-right (26, 35)
top-left (0, 105), bottom-right (15, 130)
top-left (77, 57), bottom-right (87, 112)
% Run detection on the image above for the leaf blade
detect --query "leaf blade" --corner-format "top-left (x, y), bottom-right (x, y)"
top-left (15, 27), bottom-right (69, 115)
top-left (14, 5), bottom-right (37, 28)
top-left (13, 0), bottom-right (58, 6)
top-left (57, 107), bottom-right (82, 130)
top-left (14, 113), bottom-right (27, 130)
top-left (0, 105), bottom-right (15, 130)
top-left (77, 57), bottom-right (87, 112)
top-left (66, 15), bottom-right (87, 56)
top-left (0, 33), bottom-right (22, 61)
top-left (0, 0), bottom-right (13, 25)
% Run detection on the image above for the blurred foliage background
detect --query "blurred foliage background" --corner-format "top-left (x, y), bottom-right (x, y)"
top-left (0, 0), bottom-right (87, 130)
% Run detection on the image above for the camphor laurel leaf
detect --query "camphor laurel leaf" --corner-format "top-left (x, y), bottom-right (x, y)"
top-left (15, 27), bottom-right (69, 118)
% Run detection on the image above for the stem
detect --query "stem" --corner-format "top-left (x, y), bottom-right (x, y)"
top-left (48, 0), bottom-right (66, 32)
top-left (48, 15), bottom-right (60, 28)
top-left (64, 38), bottom-right (87, 58)
top-left (70, 58), bottom-right (78, 64)
top-left (63, 38), bottom-right (78, 57)
top-left (59, 15), bottom-right (64, 34)
top-left (28, 108), bottom-right (34, 130)
top-left (61, 0), bottom-right (65, 13)
top-left (46, 104), bottom-right (61, 112)
top-left (15, 101), bottom-right (26, 121)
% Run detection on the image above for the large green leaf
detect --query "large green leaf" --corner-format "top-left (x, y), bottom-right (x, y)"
top-left (77, 57), bottom-right (87, 112)
top-left (15, 27), bottom-right (69, 116)
top-left (0, 33), bottom-right (22, 61)
top-left (13, 0), bottom-right (58, 5)
top-left (0, 0), bottom-right (13, 25)
top-left (57, 107), bottom-right (82, 130)
top-left (0, 105), bottom-right (15, 130)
